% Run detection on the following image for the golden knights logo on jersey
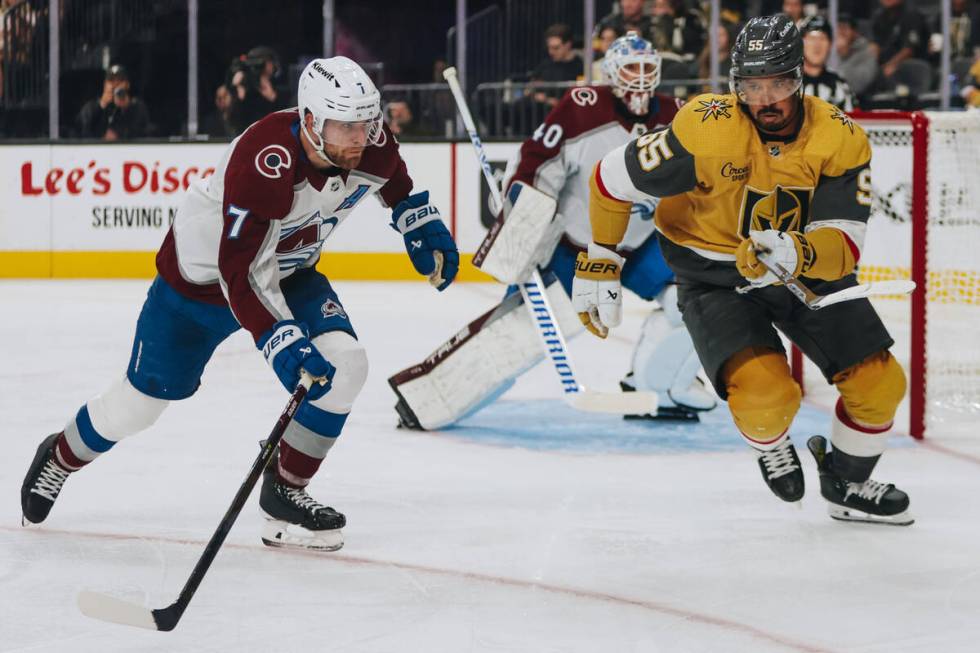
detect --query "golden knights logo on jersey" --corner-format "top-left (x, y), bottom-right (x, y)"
top-left (738, 185), bottom-right (814, 237)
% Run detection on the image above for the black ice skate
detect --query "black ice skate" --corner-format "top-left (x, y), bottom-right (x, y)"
top-left (259, 446), bottom-right (345, 551)
top-left (619, 375), bottom-right (700, 422)
top-left (755, 438), bottom-right (805, 502)
top-left (807, 436), bottom-right (913, 526)
top-left (21, 433), bottom-right (73, 525)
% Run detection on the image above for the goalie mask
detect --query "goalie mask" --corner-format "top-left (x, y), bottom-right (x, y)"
top-left (297, 56), bottom-right (385, 165)
top-left (600, 31), bottom-right (661, 116)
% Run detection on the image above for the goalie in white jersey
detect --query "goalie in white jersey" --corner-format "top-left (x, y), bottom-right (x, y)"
top-left (21, 57), bottom-right (460, 551)
top-left (389, 33), bottom-right (716, 430)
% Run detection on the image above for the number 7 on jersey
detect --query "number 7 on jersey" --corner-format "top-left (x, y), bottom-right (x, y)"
top-left (227, 205), bottom-right (250, 239)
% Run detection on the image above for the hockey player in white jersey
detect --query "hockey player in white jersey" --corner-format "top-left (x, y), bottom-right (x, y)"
top-left (390, 33), bottom-right (716, 430)
top-left (21, 57), bottom-right (459, 550)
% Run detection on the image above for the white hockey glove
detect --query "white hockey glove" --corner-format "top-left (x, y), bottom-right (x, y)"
top-left (572, 242), bottom-right (624, 339)
top-left (735, 229), bottom-right (803, 289)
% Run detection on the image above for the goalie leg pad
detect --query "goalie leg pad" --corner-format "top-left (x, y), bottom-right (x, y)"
top-left (723, 347), bottom-right (801, 449)
top-left (389, 276), bottom-right (583, 430)
top-left (629, 286), bottom-right (717, 412)
top-left (473, 181), bottom-right (561, 284)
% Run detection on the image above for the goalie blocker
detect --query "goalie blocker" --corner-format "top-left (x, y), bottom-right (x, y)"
top-left (473, 181), bottom-right (564, 285)
top-left (389, 273), bottom-right (583, 430)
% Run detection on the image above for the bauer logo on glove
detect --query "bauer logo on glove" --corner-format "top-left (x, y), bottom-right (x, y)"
top-left (571, 243), bottom-right (625, 338)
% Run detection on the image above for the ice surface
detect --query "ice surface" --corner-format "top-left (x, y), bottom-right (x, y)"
top-left (1, 280), bottom-right (978, 652)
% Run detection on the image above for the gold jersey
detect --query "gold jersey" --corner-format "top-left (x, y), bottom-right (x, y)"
top-left (592, 93), bottom-right (872, 259)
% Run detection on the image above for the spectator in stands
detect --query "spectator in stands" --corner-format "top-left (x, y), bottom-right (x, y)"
top-left (76, 64), bottom-right (151, 140)
top-left (592, 26), bottom-right (621, 81)
top-left (386, 100), bottom-right (421, 137)
top-left (928, 0), bottom-right (979, 62)
top-left (201, 84), bottom-right (236, 138)
top-left (869, 0), bottom-right (929, 85)
top-left (801, 15), bottom-right (856, 110)
top-left (697, 20), bottom-right (735, 85)
top-left (594, 0), bottom-right (652, 43)
top-left (959, 58), bottom-right (980, 107)
top-left (782, 0), bottom-right (805, 26)
top-left (836, 14), bottom-right (879, 98)
top-left (649, 0), bottom-right (706, 63)
top-left (529, 23), bottom-right (583, 110)
top-left (227, 45), bottom-right (285, 134)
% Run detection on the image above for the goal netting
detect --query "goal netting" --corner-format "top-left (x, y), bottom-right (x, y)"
top-left (793, 111), bottom-right (980, 439)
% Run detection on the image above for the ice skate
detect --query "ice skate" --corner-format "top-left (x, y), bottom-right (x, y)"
top-left (259, 447), bottom-right (345, 551)
top-left (21, 433), bottom-right (73, 525)
top-left (807, 436), bottom-right (913, 526)
top-left (755, 438), bottom-right (805, 502)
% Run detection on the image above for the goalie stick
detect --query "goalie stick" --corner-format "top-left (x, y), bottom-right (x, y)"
top-left (77, 372), bottom-right (321, 631)
top-left (736, 248), bottom-right (916, 309)
top-left (442, 66), bottom-right (657, 415)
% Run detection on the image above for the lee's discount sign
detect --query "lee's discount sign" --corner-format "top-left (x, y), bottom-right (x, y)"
top-left (0, 143), bottom-right (224, 251)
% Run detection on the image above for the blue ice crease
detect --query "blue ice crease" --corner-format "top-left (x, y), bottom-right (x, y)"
top-left (445, 400), bottom-right (914, 454)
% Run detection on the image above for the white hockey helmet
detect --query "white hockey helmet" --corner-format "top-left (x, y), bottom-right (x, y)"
top-left (600, 31), bottom-right (662, 115)
top-left (297, 56), bottom-right (385, 163)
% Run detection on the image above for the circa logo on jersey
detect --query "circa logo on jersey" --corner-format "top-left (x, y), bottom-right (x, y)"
top-left (829, 107), bottom-right (855, 134)
top-left (694, 98), bottom-right (733, 122)
top-left (570, 87), bottom-right (599, 107)
top-left (254, 144), bottom-right (292, 180)
top-left (721, 162), bottom-right (751, 182)
top-left (738, 184), bottom-right (814, 237)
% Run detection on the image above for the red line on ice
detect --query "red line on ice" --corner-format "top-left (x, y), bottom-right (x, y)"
top-left (10, 526), bottom-right (834, 653)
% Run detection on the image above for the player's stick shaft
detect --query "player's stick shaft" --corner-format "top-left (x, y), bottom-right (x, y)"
top-left (78, 372), bottom-right (320, 631)
top-left (740, 248), bottom-right (915, 310)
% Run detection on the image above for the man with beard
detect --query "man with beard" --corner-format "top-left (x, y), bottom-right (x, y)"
top-left (577, 15), bottom-right (913, 526)
top-left (21, 57), bottom-right (460, 551)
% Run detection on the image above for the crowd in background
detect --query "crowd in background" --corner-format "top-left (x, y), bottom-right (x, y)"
top-left (1, 0), bottom-right (978, 141)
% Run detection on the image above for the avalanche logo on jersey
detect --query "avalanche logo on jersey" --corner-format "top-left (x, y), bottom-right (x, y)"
top-left (738, 185), bottom-right (813, 237)
top-left (321, 298), bottom-right (348, 319)
top-left (277, 210), bottom-right (339, 270)
top-left (254, 144), bottom-right (293, 179)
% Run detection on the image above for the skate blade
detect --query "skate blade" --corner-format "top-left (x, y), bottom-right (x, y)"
top-left (828, 505), bottom-right (915, 526)
top-left (261, 519), bottom-right (344, 552)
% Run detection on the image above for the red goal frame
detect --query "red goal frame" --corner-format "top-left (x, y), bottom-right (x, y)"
top-left (791, 111), bottom-right (929, 439)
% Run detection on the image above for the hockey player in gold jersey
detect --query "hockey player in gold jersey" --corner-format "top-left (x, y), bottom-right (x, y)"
top-left (575, 14), bottom-right (912, 525)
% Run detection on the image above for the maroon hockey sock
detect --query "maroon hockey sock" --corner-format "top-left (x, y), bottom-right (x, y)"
top-left (277, 440), bottom-right (325, 488)
top-left (54, 432), bottom-right (87, 472)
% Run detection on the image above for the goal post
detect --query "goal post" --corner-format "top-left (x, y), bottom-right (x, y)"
top-left (791, 110), bottom-right (980, 440)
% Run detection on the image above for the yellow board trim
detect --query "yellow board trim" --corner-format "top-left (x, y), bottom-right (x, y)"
top-left (0, 251), bottom-right (494, 282)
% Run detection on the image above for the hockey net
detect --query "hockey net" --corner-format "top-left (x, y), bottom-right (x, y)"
top-left (792, 111), bottom-right (980, 439)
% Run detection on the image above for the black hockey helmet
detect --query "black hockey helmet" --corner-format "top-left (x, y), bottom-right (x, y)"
top-left (800, 14), bottom-right (833, 40)
top-left (729, 14), bottom-right (804, 105)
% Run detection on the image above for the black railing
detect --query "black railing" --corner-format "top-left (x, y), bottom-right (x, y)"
top-left (1, 0), bottom-right (48, 109)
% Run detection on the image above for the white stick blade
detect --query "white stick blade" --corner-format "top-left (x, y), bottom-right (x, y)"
top-left (569, 390), bottom-right (658, 415)
top-left (77, 590), bottom-right (159, 630)
top-left (813, 279), bottom-right (916, 308)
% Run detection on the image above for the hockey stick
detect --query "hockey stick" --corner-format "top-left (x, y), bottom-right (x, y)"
top-left (77, 371), bottom-right (322, 631)
top-left (736, 249), bottom-right (916, 309)
top-left (442, 66), bottom-right (657, 415)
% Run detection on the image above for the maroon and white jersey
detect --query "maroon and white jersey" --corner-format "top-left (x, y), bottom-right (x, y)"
top-left (502, 86), bottom-right (681, 250)
top-left (156, 108), bottom-right (412, 341)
